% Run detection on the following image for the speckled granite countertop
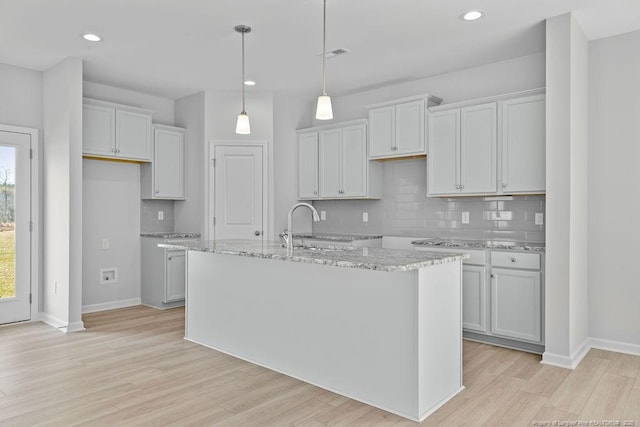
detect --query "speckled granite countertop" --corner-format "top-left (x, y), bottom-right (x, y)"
top-left (141, 232), bottom-right (201, 239)
top-left (158, 239), bottom-right (467, 272)
top-left (411, 238), bottom-right (545, 252)
top-left (293, 233), bottom-right (383, 241)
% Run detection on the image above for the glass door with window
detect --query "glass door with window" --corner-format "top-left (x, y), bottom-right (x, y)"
top-left (0, 130), bottom-right (31, 324)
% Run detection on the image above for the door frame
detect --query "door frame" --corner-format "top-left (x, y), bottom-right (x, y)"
top-left (206, 140), bottom-right (273, 242)
top-left (0, 124), bottom-right (39, 324)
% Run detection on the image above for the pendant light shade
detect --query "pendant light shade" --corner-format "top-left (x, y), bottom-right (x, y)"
top-left (235, 112), bottom-right (251, 134)
top-left (234, 25), bottom-right (251, 134)
top-left (316, 0), bottom-right (333, 120)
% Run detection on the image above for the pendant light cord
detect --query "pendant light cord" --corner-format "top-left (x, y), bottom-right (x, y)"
top-left (241, 30), bottom-right (246, 113)
top-left (322, 0), bottom-right (327, 96)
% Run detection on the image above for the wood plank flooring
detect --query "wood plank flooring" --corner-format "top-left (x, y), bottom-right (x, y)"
top-left (0, 306), bottom-right (638, 426)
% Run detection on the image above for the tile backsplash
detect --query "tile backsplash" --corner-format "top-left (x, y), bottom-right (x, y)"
top-left (141, 200), bottom-right (175, 233)
top-left (312, 159), bottom-right (545, 242)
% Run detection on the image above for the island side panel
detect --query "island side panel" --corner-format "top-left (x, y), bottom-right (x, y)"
top-left (186, 251), bottom-right (420, 419)
top-left (417, 260), bottom-right (463, 419)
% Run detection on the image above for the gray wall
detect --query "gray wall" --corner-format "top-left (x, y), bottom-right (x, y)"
top-left (313, 159), bottom-right (545, 241)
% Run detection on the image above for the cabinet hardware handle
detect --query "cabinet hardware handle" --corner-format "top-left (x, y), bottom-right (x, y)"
top-left (168, 256), bottom-right (172, 261)
top-left (313, 191), bottom-right (318, 195)
top-left (491, 274), bottom-right (495, 278)
top-left (112, 148), bottom-right (117, 153)
top-left (460, 185), bottom-right (464, 189)
top-left (254, 230), bottom-right (261, 236)
top-left (502, 183), bottom-right (508, 188)
top-left (510, 257), bottom-right (517, 263)
top-left (155, 189), bottom-right (159, 193)
top-left (117, 148), bottom-right (121, 153)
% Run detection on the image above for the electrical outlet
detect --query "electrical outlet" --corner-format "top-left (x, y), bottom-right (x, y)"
top-left (158, 211), bottom-right (164, 221)
top-left (320, 211), bottom-right (326, 221)
top-left (461, 212), bottom-right (470, 224)
top-left (362, 212), bottom-right (368, 222)
top-left (535, 212), bottom-right (544, 226)
top-left (102, 238), bottom-right (109, 250)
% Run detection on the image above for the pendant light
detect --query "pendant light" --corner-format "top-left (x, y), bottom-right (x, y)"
top-left (315, 0), bottom-right (333, 120)
top-left (235, 25), bottom-right (251, 134)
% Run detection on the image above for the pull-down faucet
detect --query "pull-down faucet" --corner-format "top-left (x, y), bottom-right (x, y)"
top-left (283, 202), bottom-right (320, 255)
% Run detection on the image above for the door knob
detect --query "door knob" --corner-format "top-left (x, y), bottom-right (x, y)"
top-left (254, 230), bottom-right (261, 236)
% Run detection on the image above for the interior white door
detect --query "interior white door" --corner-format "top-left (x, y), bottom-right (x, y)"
top-left (214, 145), bottom-right (264, 241)
top-left (0, 130), bottom-right (31, 324)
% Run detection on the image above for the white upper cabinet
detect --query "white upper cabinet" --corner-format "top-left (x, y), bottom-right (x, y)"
top-left (83, 98), bottom-right (153, 161)
top-left (460, 103), bottom-right (497, 194)
top-left (427, 89), bottom-right (545, 197)
top-left (367, 94), bottom-right (441, 159)
top-left (297, 120), bottom-right (381, 200)
top-left (297, 132), bottom-right (319, 199)
top-left (141, 125), bottom-right (185, 200)
top-left (83, 103), bottom-right (116, 157)
top-left (501, 94), bottom-right (546, 194)
top-left (428, 103), bottom-right (497, 196)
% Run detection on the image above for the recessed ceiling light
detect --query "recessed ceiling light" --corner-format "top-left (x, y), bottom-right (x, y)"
top-left (244, 80), bottom-right (256, 86)
top-left (83, 33), bottom-right (102, 42)
top-left (460, 10), bottom-right (484, 21)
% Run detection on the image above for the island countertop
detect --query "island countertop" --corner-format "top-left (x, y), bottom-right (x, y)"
top-left (159, 239), bottom-right (467, 272)
top-left (412, 238), bottom-right (545, 252)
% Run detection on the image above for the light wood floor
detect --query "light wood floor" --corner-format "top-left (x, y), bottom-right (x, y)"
top-left (0, 306), bottom-right (638, 426)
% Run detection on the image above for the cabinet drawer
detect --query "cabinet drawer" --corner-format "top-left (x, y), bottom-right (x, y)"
top-left (414, 246), bottom-right (486, 265)
top-left (491, 251), bottom-right (540, 270)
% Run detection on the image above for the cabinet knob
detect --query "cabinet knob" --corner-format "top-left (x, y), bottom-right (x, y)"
top-left (168, 256), bottom-right (172, 261)
top-left (491, 274), bottom-right (496, 278)
top-left (116, 148), bottom-right (121, 153)
top-left (112, 148), bottom-right (117, 153)
top-left (254, 230), bottom-right (261, 236)
top-left (510, 257), bottom-right (517, 263)
top-left (313, 191), bottom-right (318, 195)
top-left (155, 190), bottom-right (159, 194)
top-left (502, 183), bottom-right (508, 188)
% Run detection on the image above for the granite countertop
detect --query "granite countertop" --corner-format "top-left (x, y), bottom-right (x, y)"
top-left (159, 239), bottom-right (467, 272)
top-left (411, 238), bottom-right (545, 252)
top-left (293, 233), bottom-right (383, 242)
top-left (141, 232), bottom-right (201, 239)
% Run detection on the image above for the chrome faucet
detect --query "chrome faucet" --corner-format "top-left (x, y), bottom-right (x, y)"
top-left (285, 202), bottom-right (320, 255)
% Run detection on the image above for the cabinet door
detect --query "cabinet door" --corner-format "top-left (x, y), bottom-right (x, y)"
top-left (165, 250), bottom-right (186, 303)
top-left (490, 268), bottom-right (541, 342)
top-left (154, 127), bottom-right (185, 199)
top-left (318, 129), bottom-right (342, 198)
top-left (341, 124), bottom-right (367, 197)
top-left (83, 104), bottom-right (116, 157)
top-left (395, 100), bottom-right (425, 155)
top-left (462, 265), bottom-right (487, 333)
top-left (501, 95), bottom-right (545, 193)
top-left (368, 105), bottom-right (395, 158)
top-left (427, 109), bottom-right (460, 195)
top-left (460, 103), bottom-right (497, 194)
top-left (298, 132), bottom-right (319, 199)
top-left (116, 109), bottom-right (152, 161)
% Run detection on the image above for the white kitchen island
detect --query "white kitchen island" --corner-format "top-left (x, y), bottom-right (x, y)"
top-left (159, 239), bottom-right (466, 422)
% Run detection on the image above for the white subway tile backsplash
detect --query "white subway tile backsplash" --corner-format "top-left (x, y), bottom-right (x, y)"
top-left (313, 159), bottom-right (545, 242)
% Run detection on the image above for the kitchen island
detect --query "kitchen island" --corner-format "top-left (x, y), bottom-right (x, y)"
top-left (159, 239), bottom-right (466, 422)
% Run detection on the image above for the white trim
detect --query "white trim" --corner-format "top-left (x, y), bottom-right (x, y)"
top-left (37, 313), bottom-right (85, 333)
top-left (208, 140), bottom-right (272, 242)
top-left (62, 321), bottom-right (86, 333)
top-left (589, 337), bottom-right (640, 357)
top-left (0, 124), bottom-right (39, 323)
top-left (82, 298), bottom-right (142, 314)
top-left (542, 336), bottom-right (640, 369)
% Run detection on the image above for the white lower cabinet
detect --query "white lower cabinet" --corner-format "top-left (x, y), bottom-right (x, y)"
top-left (490, 268), bottom-right (541, 343)
top-left (415, 245), bottom-right (544, 350)
top-left (462, 265), bottom-right (487, 332)
top-left (141, 237), bottom-right (190, 309)
top-left (165, 250), bottom-right (186, 303)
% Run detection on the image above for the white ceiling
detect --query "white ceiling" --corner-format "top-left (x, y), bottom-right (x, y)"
top-left (1, 0), bottom-right (639, 100)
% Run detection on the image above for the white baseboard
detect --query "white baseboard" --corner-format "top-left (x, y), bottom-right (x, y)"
top-left (82, 298), bottom-right (141, 314)
top-left (37, 313), bottom-right (84, 333)
top-left (542, 336), bottom-right (640, 369)
top-left (589, 337), bottom-right (640, 357)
